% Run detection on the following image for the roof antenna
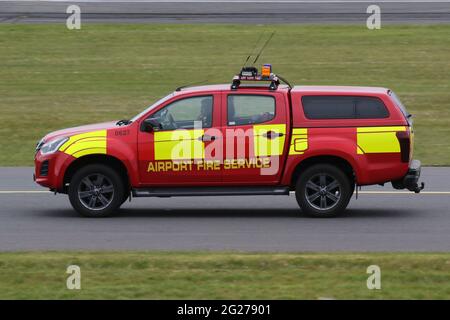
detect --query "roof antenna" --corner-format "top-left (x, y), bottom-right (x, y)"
top-left (252, 31), bottom-right (276, 66)
top-left (241, 32), bottom-right (265, 69)
top-left (175, 80), bottom-right (208, 92)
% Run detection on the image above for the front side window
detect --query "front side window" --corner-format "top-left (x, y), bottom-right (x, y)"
top-left (227, 95), bottom-right (275, 126)
top-left (151, 95), bottom-right (213, 130)
top-left (301, 96), bottom-right (389, 119)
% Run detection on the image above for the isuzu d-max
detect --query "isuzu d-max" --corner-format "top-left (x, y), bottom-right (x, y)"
top-left (34, 67), bottom-right (423, 217)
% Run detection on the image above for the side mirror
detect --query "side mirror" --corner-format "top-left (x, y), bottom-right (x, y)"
top-left (141, 118), bottom-right (161, 133)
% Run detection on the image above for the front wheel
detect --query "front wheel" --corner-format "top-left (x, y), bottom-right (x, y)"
top-left (68, 164), bottom-right (125, 217)
top-left (295, 164), bottom-right (352, 217)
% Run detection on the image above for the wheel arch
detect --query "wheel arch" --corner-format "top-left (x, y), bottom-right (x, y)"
top-left (289, 155), bottom-right (357, 188)
top-left (62, 154), bottom-right (130, 194)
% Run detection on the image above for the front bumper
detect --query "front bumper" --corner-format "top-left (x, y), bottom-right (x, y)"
top-left (34, 151), bottom-right (73, 191)
top-left (392, 159), bottom-right (425, 193)
top-left (34, 152), bottom-right (57, 189)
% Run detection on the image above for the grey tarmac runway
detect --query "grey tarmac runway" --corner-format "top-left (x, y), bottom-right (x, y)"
top-left (0, 167), bottom-right (449, 252)
top-left (0, 0), bottom-right (449, 24)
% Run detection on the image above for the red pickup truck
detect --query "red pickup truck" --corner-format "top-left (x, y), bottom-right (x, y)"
top-left (34, 68), bottom-right (423, 217)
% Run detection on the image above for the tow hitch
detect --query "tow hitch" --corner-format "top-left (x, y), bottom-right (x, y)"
top-left (411, 182), bottom-right (425, 193)
top-left (392, 160), bottom-right (425, 193)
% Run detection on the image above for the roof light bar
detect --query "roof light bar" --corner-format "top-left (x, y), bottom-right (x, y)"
top-left (231, 65), bottom-right (280, 90)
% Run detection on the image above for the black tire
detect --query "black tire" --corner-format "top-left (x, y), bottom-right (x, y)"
top-left (68, 164), bottom-right (125, 217)
top-left (295, 164), bottom-right (352, 217)
top-left (350, 182), bottom-right (356, 196)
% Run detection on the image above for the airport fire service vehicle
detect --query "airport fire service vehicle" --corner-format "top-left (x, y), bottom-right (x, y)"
top-left (34, 65), bottom-right (423, 217)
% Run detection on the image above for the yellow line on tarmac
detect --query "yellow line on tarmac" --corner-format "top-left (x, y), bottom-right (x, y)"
top-left (288, 191), bottom-right (449, 195)
top-left (0, 191), bottom-right (51, 194)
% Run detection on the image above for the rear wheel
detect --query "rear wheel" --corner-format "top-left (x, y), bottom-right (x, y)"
top-left (295, 164), bottom-right (352, 217)
top-left (68, 164), bottom-right (125, 217)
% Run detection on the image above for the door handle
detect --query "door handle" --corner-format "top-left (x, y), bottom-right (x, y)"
top-left (263, 131), bottom-right (284, 139)
top-left (198, 135), bottom-right (216, 142)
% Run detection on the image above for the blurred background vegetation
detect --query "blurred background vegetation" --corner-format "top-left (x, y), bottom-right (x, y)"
top-left (1, 24), bottom-right (449, 165)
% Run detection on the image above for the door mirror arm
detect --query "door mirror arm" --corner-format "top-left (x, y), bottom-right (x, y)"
top-left (141, 118), bottom-right (161, 133)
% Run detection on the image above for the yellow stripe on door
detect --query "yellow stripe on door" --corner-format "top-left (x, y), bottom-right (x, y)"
top-left (357, 126), bottom-right (407, 154)
top-left (253, 124), bottom-right (286, 157)
top-left (154, 129), bottom-right (205, 160)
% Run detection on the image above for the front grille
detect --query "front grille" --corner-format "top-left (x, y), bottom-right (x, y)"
top-left (40, 160), bottom-right (49, 177)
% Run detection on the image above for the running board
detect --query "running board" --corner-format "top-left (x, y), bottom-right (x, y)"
top-left (132, 186), bottom-right (290, 198)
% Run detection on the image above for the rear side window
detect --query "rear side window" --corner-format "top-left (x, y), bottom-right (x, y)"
top-left (302, 96), bottom-right (354, 119)
top-left (355, 97), bottom-right (389, 118)
top-left (302, 96), bottom-right (389, 119)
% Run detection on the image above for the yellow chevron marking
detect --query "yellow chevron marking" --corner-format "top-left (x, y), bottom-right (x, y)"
top-left (357, 126), bottom-right (407, 154)
top-left (59, 130), bottom-right (107, 158)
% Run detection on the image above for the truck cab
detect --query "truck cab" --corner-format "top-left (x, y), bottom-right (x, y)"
top-left (34, 68), bottom-right (423, 217)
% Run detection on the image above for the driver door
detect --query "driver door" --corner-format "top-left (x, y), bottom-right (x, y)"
top-left (137, 93), bottom-right (222, 186)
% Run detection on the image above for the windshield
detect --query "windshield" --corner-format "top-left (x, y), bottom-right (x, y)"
top-left (130, 93), bottom-right (175, 122)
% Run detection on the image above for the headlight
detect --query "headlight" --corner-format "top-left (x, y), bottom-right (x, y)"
top-left (35, 138), bottom-right (45, 152)
top-left (39, 137), bottom-right (69, 155)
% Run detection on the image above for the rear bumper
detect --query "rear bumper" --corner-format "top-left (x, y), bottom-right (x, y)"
top-left (392, 159), bottom-right (424, 193)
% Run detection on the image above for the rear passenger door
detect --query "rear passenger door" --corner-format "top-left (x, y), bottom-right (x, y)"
top-left (221, 91), bottom-right (289, 185)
